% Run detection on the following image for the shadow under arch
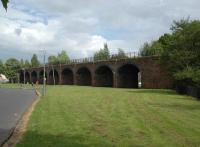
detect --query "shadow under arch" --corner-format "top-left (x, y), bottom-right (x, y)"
top-left (31, 71), bottom-right (37, 84)
top-left (49, 69), bottom-right (59, 85)
top-left (76, 67), bottom-right (91, 86)
top-left (61, 68), bottom-right (73, 85)
top-left (19, 71), bottom-right (24, 83)
top-left (39, 70), bottom-right (47, 84)
top-left (117, 64), bottom-right (140, 88)
top-left (95, 65), bottom-right (113, 87)
top-left (25, 72), bottom-right (30, 83)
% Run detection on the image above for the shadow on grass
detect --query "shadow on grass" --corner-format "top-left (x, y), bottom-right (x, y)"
top-left (126, 89), bottom-right (199, 101)
top-left (17, 131), bottom-right (110, 147)
top-left (127, 89), bottom-right (177, 95)
top-left (148, 102), bottom-right (200, 110)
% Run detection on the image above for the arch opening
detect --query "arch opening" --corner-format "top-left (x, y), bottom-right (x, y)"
top-left (117, 64), bottom-right (140, 88)
top-left (76, 67), bottom-right (91, 86)
top-left (19, 71), bottom-right (24, 83)
top-left (95, 66), bottom-right (113, 87)
top-left (39, 70), bottom-right (47, 84)
top-left (61, 68), bottom-right (73, 85)
top-left (49, 69), bottom-right (59, 85)
top-left (25, 72), bottom-right (30, 83)
top-left (31, 71), bottom-right (37, 84)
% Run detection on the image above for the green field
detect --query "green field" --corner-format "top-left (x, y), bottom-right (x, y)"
top-left (15, 86), bottom-right (200, 147)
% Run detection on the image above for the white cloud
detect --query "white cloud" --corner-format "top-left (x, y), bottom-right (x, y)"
top-left (0, 0), bottom-right (200, 61)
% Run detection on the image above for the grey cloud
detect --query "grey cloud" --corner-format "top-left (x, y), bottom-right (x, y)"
top-left (14, 28), bottom-right (22, 36)
top-left (0, 0), bottom-right (200, 61)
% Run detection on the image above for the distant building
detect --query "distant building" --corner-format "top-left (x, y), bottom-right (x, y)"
top-left (0, 74), bottom-right (9, 83)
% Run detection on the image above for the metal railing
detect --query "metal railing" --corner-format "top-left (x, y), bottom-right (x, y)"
top-left (28, 51), bottom-right (158, 70)
top-left (47, 51), bottom-right (141, 67)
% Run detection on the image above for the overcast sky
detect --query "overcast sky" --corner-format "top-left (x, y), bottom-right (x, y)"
top-left (0, 0), bottom-right (200, 61)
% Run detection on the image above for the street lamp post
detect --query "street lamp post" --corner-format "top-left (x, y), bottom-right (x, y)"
top-left (43, 50), bottom-right (46, 96)
top-left (40, 49), bottom-right (46, 96)
top-left (22, 68), bottom-right (25, 86)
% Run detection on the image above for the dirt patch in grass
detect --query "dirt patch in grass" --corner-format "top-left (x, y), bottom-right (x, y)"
top-left (2, 94), bottom-right (40, 147)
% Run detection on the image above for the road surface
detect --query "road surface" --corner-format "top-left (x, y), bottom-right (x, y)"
top-left (0, 88), bottom-right (36, 146)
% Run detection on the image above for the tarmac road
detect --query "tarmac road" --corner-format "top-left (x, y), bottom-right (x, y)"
top-left (0, 88), bottom-right (36, 146)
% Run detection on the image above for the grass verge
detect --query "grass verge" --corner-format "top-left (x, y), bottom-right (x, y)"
top-left (16, 86), bottom-right (200, 147)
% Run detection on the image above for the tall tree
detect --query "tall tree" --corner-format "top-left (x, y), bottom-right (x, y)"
top-left (20, 59), bottom-right (24, 68)
top-left (1, 0), bottom-right (8, 11)
top-left (4, 58), bottom-right (20, 82)
top-left (57, 50), bottom-right (70, 64)
top-left (31, 54), bottom-right (40, 67)
top-left (24, 60), bottom-right (31, 68)
top-left (139, 41), bottom-right (164, 56)
top-left (117, 48), bottom-right (127, 58)
top-left (103, 43), bottom-right (110, 59)
top-left (138, 18), bottom-right (200, 87)
top-left (48, 55), bottom-right (58, 65)
top-left (160, 19), bottom-right (200, 87)
top-left (111, 48), bottom-right (127, 59)
top-left (0, 59), bottom-right (5, 74)
top-left (5, 58), bottom-right (20, 71)
top-left (170, 17), bottom-right (190, 33)
top-left (94, 43), bottom-right (110, 61)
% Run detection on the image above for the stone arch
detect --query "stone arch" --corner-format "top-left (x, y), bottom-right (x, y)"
top-left (95, 65), bottom-right (113, 87)
top-left (25, 72), bottom-right (30, 83)
top-left (49, 69), bottom-right (59, 85)
top-left (39, 70), bottom-right (47, 84)
top-left (19, 71), bottom-right (24, 83)
top-left (117, 64), bottom-right (140, 88)
top-left (76, 67), bottom-right (91, 86)
top-left (31, 71), bottom-right (37, 84)
top-left (61, 68), bottom-right (73, 85)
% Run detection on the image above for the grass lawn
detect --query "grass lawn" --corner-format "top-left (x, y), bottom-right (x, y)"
top-left (16, 86), bottom-right (200, 147)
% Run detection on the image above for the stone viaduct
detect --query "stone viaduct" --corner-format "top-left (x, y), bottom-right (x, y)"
top-left (19, 56), bottom-right (172, 89)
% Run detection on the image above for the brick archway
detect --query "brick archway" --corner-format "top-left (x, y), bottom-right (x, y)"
top-left (76, 67), bottom-right (91, 86)
top-left (61, 68), bottom-right (73, 85)
top-left (31, 71), bottom-right (37, 84)
top-left (95, 65), bottom-right (113, 87)
top-left (117, 64), bottom-right (139, 88)
top-left (49, 69), bottom-right (59, 85)
top-left (25, 72), bottom-right (30, 83)
top-left (19, 71), bottom-right (24, 83)
top-left (39, 70), bottom-right (47, 84)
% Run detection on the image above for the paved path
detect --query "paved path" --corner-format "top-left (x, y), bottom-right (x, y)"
top-left (0, 88), bottom-right (36, 146)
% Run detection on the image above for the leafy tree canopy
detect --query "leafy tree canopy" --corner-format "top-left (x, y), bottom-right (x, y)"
top-left (5, 58), bottom-right (20, 70)
top-left (139, 41), bottom-right (164, 56)
top-left (57, 50), bottom-right (70, 64)
top-left (1, 0), bottom-right (9, 11)
top-left (20, 59), bottom-right (24, 68)
top-left (139, 18), bottom-right (200, 87)
top-left (4, 58), bottom-right (21, 82)
top-left (161, 19), bottom-right (200, 86)
top-left (48, 55), bottom-right (58, 65)
top-left (0, 59), bottom-right (5, 74)
top-left (111, 48), bottom-right (127, 59)
top-left (140, 18), bottom-right (200, 86)
top-left (24, 60), bottom-right (31, 68)
top-left (31, 54), bottom-right (40, 67)
top-left (94, 43), bottom-right (110, 61)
